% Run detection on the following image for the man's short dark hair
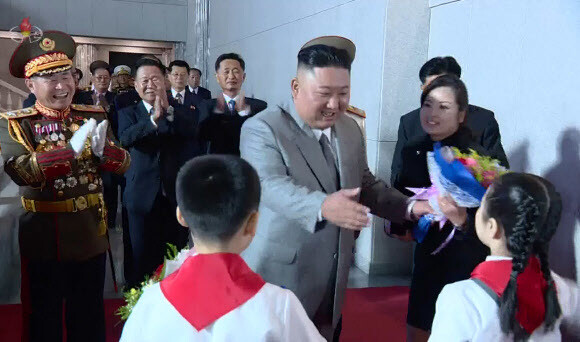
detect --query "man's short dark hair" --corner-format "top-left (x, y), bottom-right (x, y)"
top-left (419, 56), bottom-right (461, 84)
top-left (190, 67), bottom-right (202, 77)
top-left (176, 155), bottom-right (261, 243)
top-left (297, 44), bottom-right (352, 72)
top-left (74, 68), bottom-right (83, 80)
top-left (89, 60), bottom-right (111, 75)
top-left (215, 53), bottom-right (245, 72)
top-left (135, 57), bottom-right (165, 76)
top-left (168, 60), bottom-right (190, 73)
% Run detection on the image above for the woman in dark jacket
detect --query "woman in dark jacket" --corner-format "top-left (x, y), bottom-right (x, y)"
top-left (391, 75), bottom-right (507, 342)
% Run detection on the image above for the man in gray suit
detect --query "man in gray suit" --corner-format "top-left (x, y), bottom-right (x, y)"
top-left (240, 36), bottom-right (432, 340)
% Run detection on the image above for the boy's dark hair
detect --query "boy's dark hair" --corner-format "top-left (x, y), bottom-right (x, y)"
top-left (483, 173), bottom-right (562, 340)
top-left (190, 67), bottom-right (202, 77)
top-left (215, 53), bottom-right (245, 72)
top-left (168, 60), bottom-right (190, 73)
top-left (419, 56), bottom-right (461, 84)
top-left (420, 74), bottom-right (468, 112)
top-left (89, 60), bottom-right (111, 75)
top-left (297, 44), bottom-right (351, 72)
top-left (135, 57), bottom-right (166, 76)
top-left (175, 155), bottom-right (261, 243)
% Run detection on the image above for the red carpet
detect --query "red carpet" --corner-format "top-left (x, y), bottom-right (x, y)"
top-left (0, 287), bottom-right (409, 341)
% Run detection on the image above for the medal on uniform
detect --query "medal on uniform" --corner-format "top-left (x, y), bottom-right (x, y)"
top-left (59, 132), bottom-right (65, 140)
top-left (57, 140), bottom-right (66, 147)
top-left (70, 123), bottom-right (80, 132)
top-left (88, 183), bottom-right (97, 191)
top-left (66, 176), bottom-right (78, 188)
top-left (79, 175), bottom-right (88, 184)
top-left (54, 178), bottom-right (65, 190)
top-left (50, 132), bottom-right (58, 141)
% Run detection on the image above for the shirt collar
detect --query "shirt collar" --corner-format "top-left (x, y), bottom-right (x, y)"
top-left (485, 255), bottom-right (513, 261)
top-left (222, 93), bottom-right (240, 103)
top-left (142, 100), bottom-right (153, 113)
top-left (189, 85), bottom-right (198, 93)
top-left (312, 127), bottom-right (332, 142)
top-left (171, 88), bottom-right (186, 98)
top-left (287, 100), bottom-right (331, 140)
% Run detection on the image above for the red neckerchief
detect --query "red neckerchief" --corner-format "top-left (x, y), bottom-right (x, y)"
top-left (160, 253), bottom-right (266, 331)
top-left (471, 256), bottom-right (549, 334)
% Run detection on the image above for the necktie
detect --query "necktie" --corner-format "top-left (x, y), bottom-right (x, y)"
top-left (175, 93), bottom-right (183, 105)
top-left (319, 133), bottom-right (339, 189)
top-left (97, 93), bottom-right (109, 112)
top-left (228, 99), bottom-right (236, 113)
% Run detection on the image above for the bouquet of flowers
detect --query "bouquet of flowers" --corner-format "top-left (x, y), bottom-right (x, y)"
top-left (116, 244), bottom-right (195, 321)
top-left (407, 142), bottom-right (507, 253)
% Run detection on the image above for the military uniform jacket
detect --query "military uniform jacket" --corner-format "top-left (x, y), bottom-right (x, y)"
top-left (0, 103), bottom-right (130, 261)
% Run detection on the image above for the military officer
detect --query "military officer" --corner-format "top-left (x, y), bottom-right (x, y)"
top-left (112, 65), bottom-right (134, 94)
top-left (0, 29), bottom-right (130, 341)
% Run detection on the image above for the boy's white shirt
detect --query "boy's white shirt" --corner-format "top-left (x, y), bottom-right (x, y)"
top-left (120, 255), bottom-right (324, 342)
top-left (429, 256), bottom-right (580, 342)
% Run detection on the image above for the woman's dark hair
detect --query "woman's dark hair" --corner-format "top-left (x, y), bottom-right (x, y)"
top-left (420, 74), bottom-right (468, 112)
top-left (419, 56), bottom-right (461, 83)
top-left (483, 173), bottom-right (562, 340)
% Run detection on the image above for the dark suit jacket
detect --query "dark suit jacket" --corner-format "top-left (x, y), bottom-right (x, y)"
top-left (198, 96), bottom-right (267, 155)
top-left (198, 86), bottom-right (211, 100)
top-left (114, 89), bottom-right (141, 112)
top-left (167, 89), bottom-right (207, 160)
top-left (391, 104), bottom-right (508, 186)
top-left (75, 90), bottom-right (119, 139)
top-left (167, 88), bottom-right (202, 109)
top-left (118, 101), bottom-right (198, 213)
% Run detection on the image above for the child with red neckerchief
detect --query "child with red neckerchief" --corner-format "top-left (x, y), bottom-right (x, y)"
top-left (430, 173), bottom-right (579, 341)
top-left (120, 155), bottom-right (324, 341)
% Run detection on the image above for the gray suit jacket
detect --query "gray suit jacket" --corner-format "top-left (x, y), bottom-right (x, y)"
top-left (240, 105), bottom-right (408, 330)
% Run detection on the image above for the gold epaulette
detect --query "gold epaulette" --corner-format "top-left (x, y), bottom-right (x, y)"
top-left (0, 107), bottom-right (38, 120)
top-left (346, 105), bottom-right (366, 118)
top-left (71, 104), bottom-right (106, 113)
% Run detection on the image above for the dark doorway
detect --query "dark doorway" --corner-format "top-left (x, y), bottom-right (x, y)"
top-left (108, 52), bottom-right (146, 74)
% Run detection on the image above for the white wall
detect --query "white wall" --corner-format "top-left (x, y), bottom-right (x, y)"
top-left (429, 0), bottom-right (580, 280)
top-left (0, 0), bottom-right (187, 42)
top-left (207, 0), bottom-right (430, 275)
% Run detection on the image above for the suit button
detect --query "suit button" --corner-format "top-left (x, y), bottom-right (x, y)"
top-left (333, 253), bottom-right (338, 259)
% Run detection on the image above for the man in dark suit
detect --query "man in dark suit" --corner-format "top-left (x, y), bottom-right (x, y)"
top-left (119, 58), bottom-right (199, 287)
top-left (167, 60), bottom-right (202, 109)
top-left (188, 67), bottom-right (211, 100)
top-left (167, 60), bottom-right (206, 161)
top-left (198, 53), bottom-right (267, 155)
top-left (391, 56), bottom-right (509, 186)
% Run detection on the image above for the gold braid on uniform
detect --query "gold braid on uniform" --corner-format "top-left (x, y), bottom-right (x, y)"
top-left (35, 102), bottom-right (71, 120)
top-left (24, 52), bottom-right (73, 78)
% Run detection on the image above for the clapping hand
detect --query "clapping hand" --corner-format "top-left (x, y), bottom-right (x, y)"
top-left (91, 120), bottom-right (109, 158)
top-left (321, 188), bottom-right (371, 230)
top-left (70, 118), bottom-right (96, 156)
top-left (235, 90), bottom-right (251, 113)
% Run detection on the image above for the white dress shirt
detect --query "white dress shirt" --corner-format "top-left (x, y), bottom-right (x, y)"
top-left (222, 93), bottom-right (250, 117)
top-left (188, 85), bottom-right (198, 94)
top-left (171, 88), bottom-right (186, 103)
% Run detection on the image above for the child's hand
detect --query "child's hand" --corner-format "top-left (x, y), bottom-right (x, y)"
top-left (437, 195), bottom-right (467, 227)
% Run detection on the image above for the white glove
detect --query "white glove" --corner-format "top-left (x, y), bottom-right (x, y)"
top-left (91, 120), bottom-right (109, 158)
top-left (70, 118), bottom-right (96, 156)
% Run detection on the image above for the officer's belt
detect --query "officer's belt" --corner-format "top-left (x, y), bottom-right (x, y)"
top-left (21, 193), bottom-right (103, 213)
